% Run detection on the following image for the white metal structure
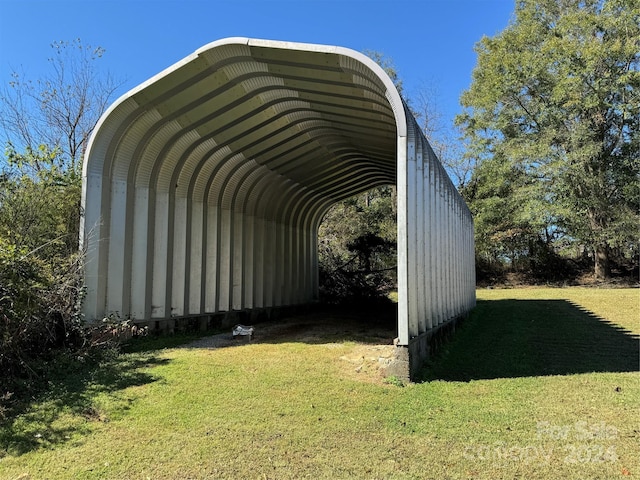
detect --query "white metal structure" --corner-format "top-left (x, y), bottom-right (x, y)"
top-left (81, 38), bottom-right (474, 376)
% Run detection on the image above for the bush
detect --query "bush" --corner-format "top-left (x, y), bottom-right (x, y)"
top-left (0, 238), bottom-right (85, 381)
top-left (319, 264), bottom-right (395, 306)
top-left (318, 231), bottom-right (396, 306)
top-left (0, 236), bottom-right (148, 420)
top-left (318, 188), bottom-right (397, 306)
top-left (0, 147), bottom-right (98, 417)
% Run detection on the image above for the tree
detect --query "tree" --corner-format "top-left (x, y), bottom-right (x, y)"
top-left (411, 82), bottom-right (474, 190)
top-left (0, 146), bottom-right (86, 387)
top-left (1, 39), bottom-right (123, 173)
top-left (462, 151), bottom-right (573, 281)
top-left (457, 0), bottom-right (640, 279)
top-left (318, 187), bottom-right (397, 303)
top-left (1, 144), bottom-right (81, 259)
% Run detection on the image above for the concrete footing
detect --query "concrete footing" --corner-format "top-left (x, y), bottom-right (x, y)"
top-left (384, 313), bottom-right (467, 382)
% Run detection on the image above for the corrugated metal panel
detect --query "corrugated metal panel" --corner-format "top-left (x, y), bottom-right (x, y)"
top-left (197, 42), bottom-right (253, 66)
top-left (83, 98), bottom-right (140, 177)
top-left (155, 130), bottom-right (205, 194)
top-left (187, 138), bottom-right (220, 202)
top-left (135, 119), bottom-right (184, 188)
top-left (220, 160), bottom-right (258, 210)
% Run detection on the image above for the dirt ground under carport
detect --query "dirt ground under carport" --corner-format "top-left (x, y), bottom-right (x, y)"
top-left (182, 304), bottom-right (400, 383)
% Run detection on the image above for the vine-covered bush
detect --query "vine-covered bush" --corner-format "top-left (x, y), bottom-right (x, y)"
top-left (0, 237), bottom-right (85, 382)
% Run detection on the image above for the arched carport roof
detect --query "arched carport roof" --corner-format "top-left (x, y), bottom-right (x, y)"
top-left (83, 37), bottom-right (406, 213)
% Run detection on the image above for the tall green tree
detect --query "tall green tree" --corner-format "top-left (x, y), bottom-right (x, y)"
top-left (457, 0), bottom-right (639, 279)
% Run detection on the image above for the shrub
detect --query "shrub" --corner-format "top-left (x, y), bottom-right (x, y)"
top-left (0, 237), bottom-right (85, 380)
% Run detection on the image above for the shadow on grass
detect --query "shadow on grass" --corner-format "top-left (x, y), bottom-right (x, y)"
top-left (423, 299), bottom-right (640, 382)
top-left (257, 304), bottom-right (398, 345)
top-left (0, 349), bottom-right (169, 456)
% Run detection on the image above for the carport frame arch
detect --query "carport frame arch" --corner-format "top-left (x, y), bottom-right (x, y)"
top-left (81, 37), bottom-right (475, 379)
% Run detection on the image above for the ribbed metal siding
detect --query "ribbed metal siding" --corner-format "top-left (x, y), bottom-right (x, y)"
top-left (81, 38), bottom-right (475, 351)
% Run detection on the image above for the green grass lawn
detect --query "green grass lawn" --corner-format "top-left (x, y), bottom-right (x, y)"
top-left (1, 288), bottom-right (638, 479)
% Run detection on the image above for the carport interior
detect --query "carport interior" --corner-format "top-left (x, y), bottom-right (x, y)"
top-left (81, 38), bottom-right (404, 327)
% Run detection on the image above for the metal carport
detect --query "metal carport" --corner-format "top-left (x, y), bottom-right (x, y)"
top-left (81, 37), bottom-right (475, 378)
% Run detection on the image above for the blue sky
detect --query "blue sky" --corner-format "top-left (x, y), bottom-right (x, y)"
top-left (0, 0), bottom-right (514, 130)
